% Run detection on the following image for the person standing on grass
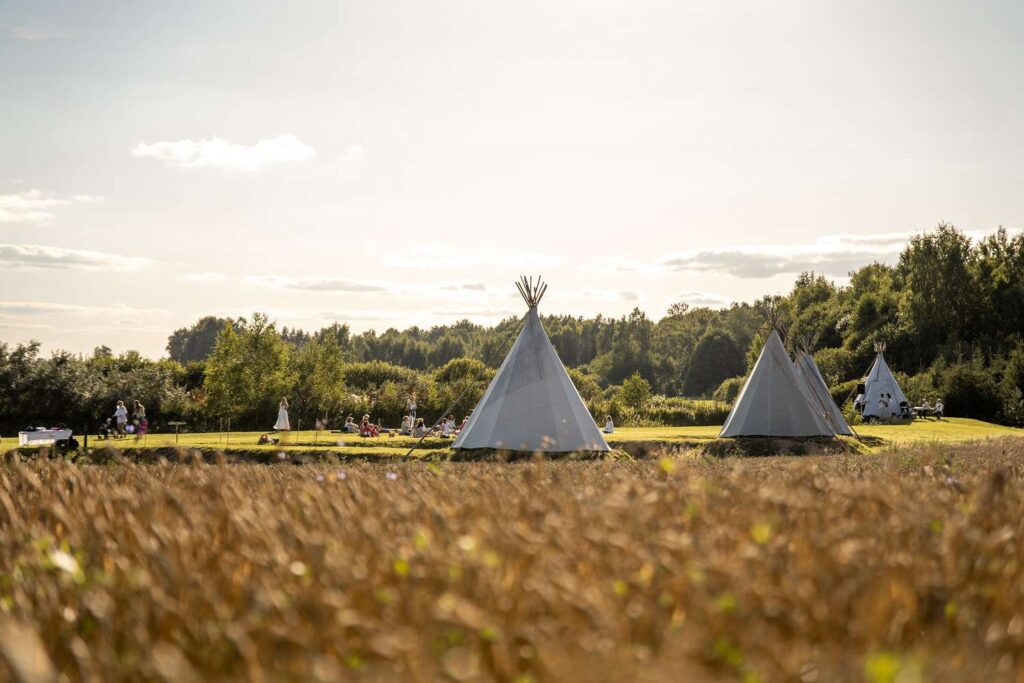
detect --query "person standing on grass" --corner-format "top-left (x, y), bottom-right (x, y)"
top-left (406, 391), bottom-right (417, 423)
top-left (274, 397), bottom-right (291, 431)
top-left (133, 400), bottom-right (147, 439)
top-left (114, 400), bottom-right (128, 437)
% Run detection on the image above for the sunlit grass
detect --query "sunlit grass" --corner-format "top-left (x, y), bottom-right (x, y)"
top-left (3, 417), bottom-right (1021, 457)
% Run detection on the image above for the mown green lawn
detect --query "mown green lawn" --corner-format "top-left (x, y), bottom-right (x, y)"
top-left (2, 417), bottom-right (1021, 457)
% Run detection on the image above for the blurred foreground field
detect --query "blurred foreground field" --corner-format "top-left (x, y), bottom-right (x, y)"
top-left (3, 439), bottom-right (1024, 681)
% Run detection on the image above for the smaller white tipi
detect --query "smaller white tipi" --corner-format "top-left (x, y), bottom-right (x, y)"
top-left (452, 277), bottom-right (610, 453)
top-left (720, 329), bottom-right (834, 438)
top-left (858, 342), bottom-right (909, 420)
top-left (794, 348), bottom-right (854, 436)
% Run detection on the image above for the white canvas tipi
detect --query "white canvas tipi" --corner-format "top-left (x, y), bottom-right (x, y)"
top-left (719, 330), bottom-right (834, 438)
top-left (794, 349), bottom-right (854, 436)
top-left (859, 343), bottom-right (909, 420)
top-left (452, 277), bottom-right (610, 453)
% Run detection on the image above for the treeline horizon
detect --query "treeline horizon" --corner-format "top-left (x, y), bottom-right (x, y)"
top-left (3, 224), bottom-right (1024, 432)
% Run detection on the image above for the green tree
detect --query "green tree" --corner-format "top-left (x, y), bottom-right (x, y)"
top-left (897, 224), bottom-right (979, 368)
top-left (620, 372), bottom-right (652, 413)
top-left (682, 331), bottom-right (745, 397)
top-left (166, 316), bottom-right (234, 363)
top-left (203, 314), bottom-right (294, 427)
top-left (290, 335), bottom-right (347, 425)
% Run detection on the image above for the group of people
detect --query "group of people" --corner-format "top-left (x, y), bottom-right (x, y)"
top-left (272, 392), bottom-right (473, 440)
top-left (333, 412), bottom-right (469, 439)
top-left (916, 397), bottom-right (945, 420)
top-left (98, 399), bottom-right (148, 439)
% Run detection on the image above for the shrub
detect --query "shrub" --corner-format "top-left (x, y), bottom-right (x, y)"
top-left (712, 376), bottom-right (745, 404)
top-left (939, 361), bottom-right (1002, 421)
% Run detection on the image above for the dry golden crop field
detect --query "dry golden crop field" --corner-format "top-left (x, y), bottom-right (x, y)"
top-left (2, 440), bottom-right (1024, 682)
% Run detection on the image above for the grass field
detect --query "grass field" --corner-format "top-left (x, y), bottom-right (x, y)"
top-left (3, 439), bottom-right (1024, 681)
top-left (3, 417), bottom-right (1020, 458)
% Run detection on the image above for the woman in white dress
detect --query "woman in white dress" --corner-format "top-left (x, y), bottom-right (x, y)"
top-left (114, 400), bottom-right (128, 437)
top-left (274, 398), bottom-right (291, 431)
top-left (603, 415), bottom-right (615, 434)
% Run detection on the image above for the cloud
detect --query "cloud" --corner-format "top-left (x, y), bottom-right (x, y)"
top-left (131, 133), bottom-right (316, 170)
top-left (247, 275), bottom-right (390, 293)
top-left (0, 302), bottom-right (169, 317)
top-left (608, 228), bottom-right (1024, 279)
top-left (657, 234), bottom-right (910, 278)
top-left (673, 291), bottom-right (734, 308)
top-left (179, 272), bottom-right (228, 283)
top-left (382, 243), bottom-right (561, 270)
top-left (0, 190), bottom-right (65, 223)
top-left (248, 275), bottom-right (492, 298)
top-left (0, 244), bottom-right (150, 271)
top-left (0, 190), bottom-right (104, 224)
top-left (548, 288), bottom-right (644, 303)
top-left (214, 307), bottom-right (405, 324)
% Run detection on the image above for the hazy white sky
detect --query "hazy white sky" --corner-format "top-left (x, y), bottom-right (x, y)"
top-left (2, 0), bottom-right (1022, 357)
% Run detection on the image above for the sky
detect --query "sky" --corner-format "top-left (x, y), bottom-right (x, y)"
top-left (2, 0), bottom-right (1023, 357)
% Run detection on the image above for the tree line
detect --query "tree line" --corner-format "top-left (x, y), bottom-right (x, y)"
top-left (3, 224), bottom-right (1023, 434)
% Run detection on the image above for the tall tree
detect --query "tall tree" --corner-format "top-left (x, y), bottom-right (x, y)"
top-left (203, 314), bottom-right (294, 426)
top-left (166, 316), bottom-right (234, 363)
top-left (682, 331), bottom-right (745, 397)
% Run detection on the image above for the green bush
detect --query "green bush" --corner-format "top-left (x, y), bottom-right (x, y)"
top-left (712, 376), bottom-right (745, 404)
top-left (939, 361), bottom-right (1002, 421)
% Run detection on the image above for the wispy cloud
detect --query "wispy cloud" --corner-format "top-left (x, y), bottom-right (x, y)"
top-left (603, 228), bottom-right (1024, 279)
top-left (214, 307), bottom-right (406, 324)
top-left (0, 24), bottom-right (70, 40)
top-left (247, 275), bottom-right (390, 293)
top-left (0, 301), bottom-right (169, 317)
top-left (673, 291), bottom-right (734, 308)
top-left (179, 272), bottom-right (228, 283)
top-left (382, 243), bottom-right (561, 270)
top-left (248, 275), bottom-right (491, 298)
top-left (548, 288), bottom-right (644, 304)
top-left (0, 244), bottom-right (149, 271)
top-left (0, 190), bottom-right (102, 224)
top-left (131, 133), bottom-right (315, 171)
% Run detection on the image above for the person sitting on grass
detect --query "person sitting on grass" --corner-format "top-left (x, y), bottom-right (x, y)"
top-left (412, 418), bottom-right (430, 438)
top-left (400, 414), bottom-right (413, 435)
top-left (441, 414), bottom-right (456, 437)
top-left (359, 415), bottom-right (379, 438)
top-left (456, 414), bottom-right (470, 434)
top-left (603, 415), bottom-right (615, 434)
top-left (97, 418), bottom-right (113, 440)
top-left (342, 416), bottom-right (358, 433)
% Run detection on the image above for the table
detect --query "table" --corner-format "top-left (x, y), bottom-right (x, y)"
top-left (18, 429), bottom-right (73, 447)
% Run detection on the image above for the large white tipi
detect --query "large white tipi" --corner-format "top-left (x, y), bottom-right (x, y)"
top-left (719, 329), bottom-right (834, 438)
top-left (858, 342), bottom-right (909, 420)
top-left (452, 277), bottom-right (610, 453)
top-left (794, 348), bottom-right (854, 436)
